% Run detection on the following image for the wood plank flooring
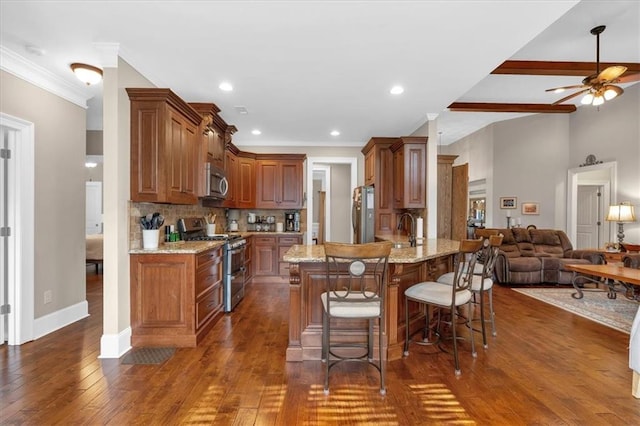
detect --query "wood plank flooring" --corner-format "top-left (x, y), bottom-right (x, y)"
top-left (1, 267), bottom-right (639, 425)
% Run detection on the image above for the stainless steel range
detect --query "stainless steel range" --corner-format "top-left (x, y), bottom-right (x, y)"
top-left (177, 217), bottom-right (247, 312)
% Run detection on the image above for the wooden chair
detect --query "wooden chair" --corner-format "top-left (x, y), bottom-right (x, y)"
top-left (322, 241), bottom-right (393, 395)
top-left (403, 239), bottom-right (484, 375)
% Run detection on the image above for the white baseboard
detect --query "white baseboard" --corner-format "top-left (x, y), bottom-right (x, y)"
top-left (33, 300), bottom-right (89, 339)
top-left (99, 327), bottom-right (132, 359)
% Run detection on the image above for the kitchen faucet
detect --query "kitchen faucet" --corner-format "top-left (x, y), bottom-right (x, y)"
top-left (397, 213), bottom-right (416, 247)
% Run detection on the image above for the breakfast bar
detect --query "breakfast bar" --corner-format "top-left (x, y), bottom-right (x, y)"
top-left (283, 238), bottom-right (459, 362)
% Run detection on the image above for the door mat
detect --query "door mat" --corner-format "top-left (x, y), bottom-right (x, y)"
top-left (512, 287), bottom-right (638, 334)
top-left (121, 347), bottom-right (176, 365)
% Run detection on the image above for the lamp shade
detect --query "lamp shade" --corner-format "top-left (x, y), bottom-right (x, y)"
top-left (605, 203), bottom-right (636, 223)
top-left (70, 63), bottom-right (103, 85)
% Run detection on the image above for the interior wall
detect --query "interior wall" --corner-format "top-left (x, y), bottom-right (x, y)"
top-left (0, 70), bottom-right (86, 318)
top-left (329, 163), bottom-right (351, 243)
top-left (569, 83), bottom-right (640, 243)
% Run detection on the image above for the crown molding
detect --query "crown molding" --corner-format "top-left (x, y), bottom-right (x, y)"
top-left (0, 46), bottom-right (90, 108)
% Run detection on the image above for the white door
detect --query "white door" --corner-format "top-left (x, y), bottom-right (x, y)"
top-left (576, 185), bottom-right (603, 249)
top-left (0, 126), bottom-right (7, 343)
top-left (86, 182), bottom-right (102, 234)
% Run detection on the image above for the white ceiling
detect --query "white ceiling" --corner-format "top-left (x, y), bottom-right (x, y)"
top-left (1, 1), bottom-right (638, 146)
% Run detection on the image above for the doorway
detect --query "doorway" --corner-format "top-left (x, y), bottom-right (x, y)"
top-left (305, 157), bottom-right (358, 245)
top-left (0, 113), bottom-right (35, 345)
top-left (567, 161), bottom-right (615, 249)
top-left (86, 181), bottom-right (103, 235)
top-left (576, 185), bottom-right (604, 249)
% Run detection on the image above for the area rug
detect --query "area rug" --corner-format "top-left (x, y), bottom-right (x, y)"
top-left (121, 347), bottom-right (176, 365)
top-left (512, 287), bottom-right (639, 334)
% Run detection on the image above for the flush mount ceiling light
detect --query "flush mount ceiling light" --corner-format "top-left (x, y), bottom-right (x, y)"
top-left (70, 63), bottom-right (103, 85)
top-left (390, 85), bottom-right (404, 95)
top-left (219, 82), bottom-right (233, 91)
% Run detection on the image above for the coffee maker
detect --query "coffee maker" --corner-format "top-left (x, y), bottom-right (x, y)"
top-left (285, 211), bottom-right (299, 232)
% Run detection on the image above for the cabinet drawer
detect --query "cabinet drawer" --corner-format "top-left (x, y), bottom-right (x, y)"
top-left (279, 236), bottom-right (301, 245)
top-left (196, 284), bottom-right (222, 329)
top-left (196, 248), bottom-right (221, 270)
top-left (195, 263), bottom-right (220, 298)
top-left (254, 236), bottom-right (277, 245)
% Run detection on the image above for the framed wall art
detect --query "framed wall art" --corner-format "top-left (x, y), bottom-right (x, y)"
top-left (522, 202), bottom-right (540, 215)
top-left (500, 197), bottom-right (517, 209)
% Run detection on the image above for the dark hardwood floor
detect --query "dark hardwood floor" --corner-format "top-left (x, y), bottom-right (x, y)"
top-left (1, 266), bottom-right (638, 425)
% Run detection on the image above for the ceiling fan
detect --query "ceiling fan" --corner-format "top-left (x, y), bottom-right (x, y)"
top-left (547, 25), bottom-right (640, 106)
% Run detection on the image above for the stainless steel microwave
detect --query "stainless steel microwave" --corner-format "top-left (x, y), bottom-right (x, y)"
top-left (204, 162), bottom-right (229, 200)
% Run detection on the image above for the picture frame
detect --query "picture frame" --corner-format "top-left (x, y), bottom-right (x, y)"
top-left (521, 202), bottom-right (540, 215)
top-left (500, 197), bottom-right (517, 209)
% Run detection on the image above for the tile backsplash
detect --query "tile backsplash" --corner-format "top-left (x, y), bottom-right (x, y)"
top-left (129, 201), bottom-right (305, 249)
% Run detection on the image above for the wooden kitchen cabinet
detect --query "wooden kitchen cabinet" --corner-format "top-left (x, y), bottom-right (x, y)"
top-left (278, 235), bottom-right (302, 277)
top-left (361, 138), bottom-right (396, 234)
top-left (391, 136), bottom-right (427, 209)
top-left (237, 153), bottom-right (256, 209)
top-left (253, 236), bottom-right (278, 276)
top-left (255, 154), bottom-right (305, 209)
top-left (223, 149), bottom-right (238, 208)
top-left (128, 88), bottom-right (202, 205)
top-left (130, 246), bottom-right (224, 347)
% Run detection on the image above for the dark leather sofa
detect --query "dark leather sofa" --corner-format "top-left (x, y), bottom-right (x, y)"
top-left (487, 228), bottom-right (604, 285)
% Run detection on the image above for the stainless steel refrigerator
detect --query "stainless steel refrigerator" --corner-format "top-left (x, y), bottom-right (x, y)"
top-left (352, 185), bottom-right (375, 243)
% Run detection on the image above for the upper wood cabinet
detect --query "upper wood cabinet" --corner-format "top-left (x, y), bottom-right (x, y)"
top-left (391, 136), bottom-right (427, 209)
top-left (255, 154), bottom-right (305, 209)
top-left (223, 149), bottom-right (238, 208)
top-left (237, 153), bottom-right (256, 209)
top-left (361, 138), bottom-right (395, 234)
top-left (128, 88), bottom-right (202, 205)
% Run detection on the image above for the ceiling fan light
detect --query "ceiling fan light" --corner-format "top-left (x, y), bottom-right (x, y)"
top-left (604, 86), bottom-right (622, 100)
top-left (592, 95), bottom-right (605, 106)
top-left (70, 63), bottom-right (103, 85)
top-left (553, 88), bottom-right (565, 94)
top-left (581, 93), bottom-right (594, 105)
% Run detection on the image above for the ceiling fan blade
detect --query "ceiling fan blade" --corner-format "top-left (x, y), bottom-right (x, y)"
top-left (545, 84), bottom-right (587, 93)
top-left (552, 88), bottom-right (591, 105)
top-left (615, 72), bottom-right (640, 83)
top-left (597, 65), bottom-right (627, 82)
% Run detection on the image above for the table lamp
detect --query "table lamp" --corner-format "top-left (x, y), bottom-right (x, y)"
top-left (605, 202), bottom-right (636, 245)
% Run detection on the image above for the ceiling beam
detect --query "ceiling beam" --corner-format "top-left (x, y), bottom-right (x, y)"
top-left (492, 60), bottom-right (640, 77)
top-left (448, 102), bottom-right (576, 114)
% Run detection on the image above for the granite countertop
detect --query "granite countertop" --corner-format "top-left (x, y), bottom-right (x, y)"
top-left (283, 238), bottom-right (460, 264)
top-left (129, 231), bottom-right (303, 255)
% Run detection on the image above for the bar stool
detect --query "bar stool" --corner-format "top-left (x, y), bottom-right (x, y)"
top-left (437, 234), bottom-right (504, 348)
top-left (321, 241), bottom-right (393, 395)
top-left (403, 239), bottom-right (483, 375)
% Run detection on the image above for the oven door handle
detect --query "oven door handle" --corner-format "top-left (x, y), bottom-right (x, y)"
top-left (230, 268), bottom-right (246, 280)
top-left (228, 247), bottom-right (246, 255)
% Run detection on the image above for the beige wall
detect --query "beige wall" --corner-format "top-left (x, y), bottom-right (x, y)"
top-left (0, 70), bottom-right (86, 318)
top-left (442, 83), bottom-right (639, 242)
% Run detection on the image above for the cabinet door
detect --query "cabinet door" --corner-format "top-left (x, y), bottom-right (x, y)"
top-left (364, 150), bottom-right (375, 186)
top-left (256, 160), bottom-right (279, 208)
top-left (279, 161), bottom-right (303, 208)
top-left (393, 143), bottom-right (425, 209)
top-left (130, 103), bottom-right (163, 202)
top-left (208, 128), bottom-right (225, 170)
top-left (167, 109), bottom-right (198, 204)
top-left (223, 151), bottom-right (238, 207)
top-left (237, 157), bottom-right (256, 208)
top-left (254, 237), bottom-right (278, 276)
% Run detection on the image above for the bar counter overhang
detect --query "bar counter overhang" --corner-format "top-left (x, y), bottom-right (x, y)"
top-left (283, 238), bottom-right (460, 362)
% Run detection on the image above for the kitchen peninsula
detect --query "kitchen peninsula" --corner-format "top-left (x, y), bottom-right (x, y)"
top-left (283, 238), bottom-right (459, 362)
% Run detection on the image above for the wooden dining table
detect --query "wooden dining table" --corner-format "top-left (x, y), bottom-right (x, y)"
top-left (565, 263), bottom-right (640, 300)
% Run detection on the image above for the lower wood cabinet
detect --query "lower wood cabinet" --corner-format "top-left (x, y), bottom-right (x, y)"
top-left (130, 246), bottom-right (224, 347)
top-left (253, 234), bottom-right (302, 280)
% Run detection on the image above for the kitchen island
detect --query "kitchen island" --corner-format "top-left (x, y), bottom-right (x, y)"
top-left (282, 238), bottom-right (459, 361)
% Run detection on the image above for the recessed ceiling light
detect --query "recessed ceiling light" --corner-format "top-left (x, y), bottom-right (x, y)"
top-left (234, 106), bottom-right (249, 114)
top-left (251, 129), bottom-right (262, 135)
top-left (219, 82), bottom-right (233, 91)
top-left (390, 85), bottom-right (404, 95)
top-left (330, 130), bottom-right (340, 136)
